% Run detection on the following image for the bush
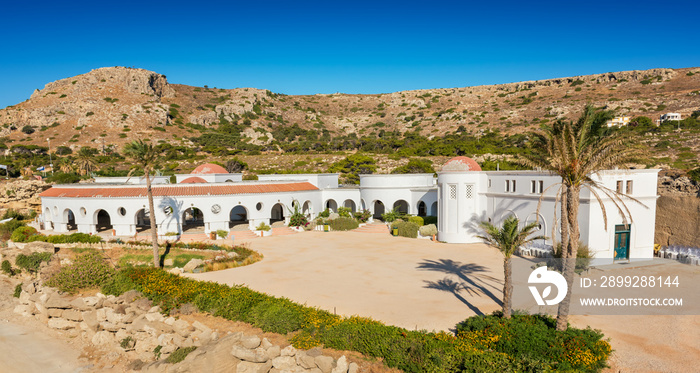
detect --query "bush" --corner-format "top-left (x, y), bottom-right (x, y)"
top-left (15, 252), bottom-right (52, 274)
top-left (550, 241), bottom-right (593, 273)
top-left (353, 209), bottom-right (371, 223)
top-left (255, 222), bottom-right (271, 231)
top-left (328, 217), bottom-right (359, 231)
top-left (337, 207), bottom-right (351, 218)
top-left (14, 284), bottom-right (22, 298)
top-left (27, 232), bottom-right (102, 244)
top-left (11, 226), bottom-right (38, 242)
top-left (2, 260), bottom-right (17, 276)
top-left (381, 208), bottom-right (401, 222)
top-left (0, 220), bottom-right (26, 240)
top-left (407, 216), bottom-right (424, 226)
top-left (250, 299), bottom-right (304, 334)
top-left (423, 216), bottom-right (437, 225)
top-left (455, 312), bottom-right (611, 372)
top-left (317, 208), bottom-right (330, 218)
top-left (2, 209), bottom-right (29, 221)
top-left (419, 224), bottom-right (437, 237)
top-left (21, 125), bottom-right (35, 134)
top-left (46, 251), bottom-right (115, 293)
top-left (216, 230), bottom-right (228, 239)
top-left (101, 271), bottom-right (137, 296)
top-left (395, 221), bottom-right (419, 238)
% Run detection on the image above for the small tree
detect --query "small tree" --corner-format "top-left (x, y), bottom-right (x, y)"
top-left (478, 216), bottom-right (544, 318)
top-left (123, 140), bottom-right (160, 267)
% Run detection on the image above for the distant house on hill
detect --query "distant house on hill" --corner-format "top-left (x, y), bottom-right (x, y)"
top-left (605, 116), bottom-right (630, 127)
top-left (658, 112), bottom-right (681, 124)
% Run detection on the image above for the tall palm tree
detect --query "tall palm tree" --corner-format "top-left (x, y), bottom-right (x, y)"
top-left (478, 216), bottom-right (544, 318)
top-left (522, 105), bottom-right (642, 330)
top-left (75, 148), bottom-right (97, 176)
top-left (123, 140), bottom-right (160, 267)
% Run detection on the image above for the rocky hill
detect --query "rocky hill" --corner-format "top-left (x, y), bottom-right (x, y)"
top-left (1, 66), bottom-right (699, 154)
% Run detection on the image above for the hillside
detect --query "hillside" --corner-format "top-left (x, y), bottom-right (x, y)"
top-left (1, 66), bottom-right (699, 171)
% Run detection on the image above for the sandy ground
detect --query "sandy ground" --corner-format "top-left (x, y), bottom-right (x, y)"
top-left (190, 230), bottom-right (700, 372)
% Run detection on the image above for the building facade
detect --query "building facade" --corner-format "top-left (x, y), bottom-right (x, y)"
top-left (39, 159), bottom-right (659, 261)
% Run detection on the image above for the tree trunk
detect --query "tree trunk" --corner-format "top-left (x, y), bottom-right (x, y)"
top-left (556, 185), bottom-right (580, 331)
top-left (503, 257), bottom-right (512, 318)
top-left (560, 185), bottom-right (569, 257)
top-left (146, 169), bottom-right (160, 268)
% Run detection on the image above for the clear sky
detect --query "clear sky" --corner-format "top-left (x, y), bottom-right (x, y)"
top-left (1, 0), bottom-right (698, 109)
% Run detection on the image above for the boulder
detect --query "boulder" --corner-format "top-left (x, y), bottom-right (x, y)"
top-left (24, 241), bottom-right (55, 254)
top-left (296, 351), bottom-right (316, 369)
top-left (240, 334), bottom-right (261, 349)
top-left (48, 318), bottom-right (77, 330)
top-left (92, 331), bottom-right (114, 346)
top-left (265, 345), bottom-right (281, 360)
top-left (271, 356), bottom-right (297, 370)
top-left (315, 356), bottom-right (334, 373)
top-left (231, 345), bottom-right (268, 363)
top-left (237, 361), bottom-right (273, 373)
top-left (331, 356), bottom-right (348, 373)
top-left (348, 362), bottom-right (359, 373)
top-left (183, 258), bottom-right (204, 272)
top-left (62, 309), bottom-right (83, 322)
top-left (45, 294), bottom-right (71, 309)
top-left (281, 345), bottom-right (297, 357)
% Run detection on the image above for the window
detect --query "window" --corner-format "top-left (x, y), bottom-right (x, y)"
top-left (626, 180), bottom-right (633, 194)
top-left (465, 184), bottom-right (474, 199)
top-left (616, 180), bottom-right (623, 193)
top-left (505, 180), bottom-right (510, 192)
top-left (539, 180), bottom-right (544, 193)
top-left (488, 179), bottom-right (492, 188)
top-left (449, 184), bottom-right (457, 199)
top-left (530, 180), bottom-right (536, 194)
top-left (511, 180), bottom-right (516, 192)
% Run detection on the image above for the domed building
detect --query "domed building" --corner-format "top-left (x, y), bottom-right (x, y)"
top-left (39, 159), bottom-right (659, 262)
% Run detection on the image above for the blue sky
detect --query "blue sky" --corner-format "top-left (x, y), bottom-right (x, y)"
top-left (1, 0), bottom-right (698, 109)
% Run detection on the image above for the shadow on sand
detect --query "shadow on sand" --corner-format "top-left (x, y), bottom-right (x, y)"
top-left (417, 259), bottom-right (503, 316)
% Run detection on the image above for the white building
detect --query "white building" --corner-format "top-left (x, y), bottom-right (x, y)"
top-left (39, 159), bottom-right (659, 262)
top-left (605, 116), bottom-right (631, 128)
top-left (659, 113), bottom-right (681, 123)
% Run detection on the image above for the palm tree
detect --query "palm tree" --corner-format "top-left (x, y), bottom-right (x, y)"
top-left (123, 140), bottom-right (160, 267)
top-left (478, 216), bottom-right (544, 318)
top-left (75, 147), bottom-right (97, 176)
top-left (522, 105), bottom-right (642, 330)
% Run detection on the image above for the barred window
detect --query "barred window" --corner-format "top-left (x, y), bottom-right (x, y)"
top-left (465, 184), bottom-right (474, 199)
top-left (449, 184), bottom-right (457, 199)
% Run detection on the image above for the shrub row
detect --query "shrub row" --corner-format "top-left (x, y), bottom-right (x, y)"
top-left (10, 226), bottom-right (102, 244)
top-left (328, 217), bottom-right (359, 231)
top-left (109, 268), bottom-right (609, 372)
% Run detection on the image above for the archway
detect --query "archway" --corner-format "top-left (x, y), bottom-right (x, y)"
top-left (430, 202), bottom-right (438, 216)
top-left (63, 209), bottom-right (77, 231)
top-left (135, 208), bottom-right (152, 232)
top-left (95, 209), bottom-right (113, 232)
top-left (302, 200), bottom-right (312, 217)
top-left (229, 205), bottom-right (249, 229)
top-left (324, 199), bottom-right (337, 213)
top-left (182, 207), bottom-right (204, 232)
top-left (44, 207), bottom-right (52, 229)
top-left (393, 200), bottom-right (409, 215)
top-left (373, 200), bottom-right (385, 219)
top-left (270, 203), bottom-right (285, 224)
top-left (343, 199), bottom-right (356, 213)
top-left (417, 201), bottom-right (427, 217)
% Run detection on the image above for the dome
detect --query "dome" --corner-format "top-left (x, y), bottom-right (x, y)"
top-left (441, 156), bottom-right (482, 172)
top-left (191, 163), bottom-right (227, 174)
top-left (180, 176), bottom-right (207, 184)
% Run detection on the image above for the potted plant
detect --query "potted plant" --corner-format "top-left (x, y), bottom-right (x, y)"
top-left (254, 222), bottom-right (272, 237)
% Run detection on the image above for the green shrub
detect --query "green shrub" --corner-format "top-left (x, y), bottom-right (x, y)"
top-left (337, 207), bottom-right (352, 218)
top-left (407, 216), bottom-right (424, 226)
top-left (26, 232), bottom-right (102, 244)
top-left (419, 224), bottom-right (437, 237)
top-left (46, 251), bottom-right (114, 293)
top-left (381, 208), bottom-right (401, 222)
top-left (15, 252), bottom-right (52, 274)
top-left (395, 221), bottom-right (419, 238)
top-left (216, 230), bottom-right (228, 239)
top-left (255, 222), bottom-right (271, 231)
top-left (101, 271), bottom-right (137, 296)
top-left (165, 347), bottom-right (197, 364)
top-left (353, 209), bottom-right (371, 223)
top-left (550, 241), bottom-right (593, 273)
top-left (14, 283), bottom-right (22, 298)
top-left (11, 226), bottom-right (38, 242)
top-left (423, 216), bottom-right (438, 225)
top-left (456, 312), bottom-right (611, 372)
top-left (317, 208), bottom-right (330, 218)
top-left (2, 209), bottom-right (29, 221)
top-left (0, 220), bottom-right (26, 240)
top-left (328, 217), bottom-right (359, 231)
top-left (250, 299), bottom-right (304, 334)
top-left (2, 260), bottom-right (16, 276)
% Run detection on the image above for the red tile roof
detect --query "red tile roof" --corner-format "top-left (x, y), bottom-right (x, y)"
top-left (39, 182), bottom-right (318, 198)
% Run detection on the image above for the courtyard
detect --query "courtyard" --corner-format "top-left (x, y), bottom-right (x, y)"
top-left (188, 229), bottom-right (699, 372)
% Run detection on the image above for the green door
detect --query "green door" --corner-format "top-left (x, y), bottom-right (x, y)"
top-left (614, 224), bottom-right (630, 261)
